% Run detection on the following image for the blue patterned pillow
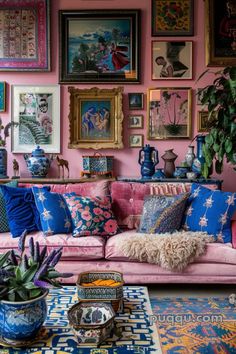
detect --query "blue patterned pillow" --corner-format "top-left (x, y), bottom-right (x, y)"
top-left (183, 183), bottom-right (236, 243)
top-left (32, 187), bottom-right (72, 236)
top-left (0, 180), bottom-right (18, 233)
top-left (0, 185), bottom-right (46, 238)
top-left (138, 194), bottom-right (189, 234)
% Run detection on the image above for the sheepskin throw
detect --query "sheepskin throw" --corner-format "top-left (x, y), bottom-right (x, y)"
top-left (118, 231), bottom-right (214, 271)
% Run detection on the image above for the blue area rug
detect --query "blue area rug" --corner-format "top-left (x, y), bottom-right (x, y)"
top-left (150, 296), bottom-right (236, 353)
top-left (0, 286), bottom-right (161, 353)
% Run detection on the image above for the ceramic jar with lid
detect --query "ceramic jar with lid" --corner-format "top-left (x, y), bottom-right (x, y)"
top-left (24, 146), bottom-right (52, 178)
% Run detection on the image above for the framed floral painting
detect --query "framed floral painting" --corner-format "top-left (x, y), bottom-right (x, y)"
top-left (147, 88), bottom-right (192, 140)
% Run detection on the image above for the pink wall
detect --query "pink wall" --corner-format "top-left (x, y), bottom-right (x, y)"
top-left (1, 0), bottom-right (235, 191)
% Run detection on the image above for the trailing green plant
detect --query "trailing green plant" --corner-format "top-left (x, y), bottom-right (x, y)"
top-left (197, 66), bottom-right (236, 178)
top-left (0, 117), bottom-right (19, 147)
top-left (0, 230), bottom-right (73, 301)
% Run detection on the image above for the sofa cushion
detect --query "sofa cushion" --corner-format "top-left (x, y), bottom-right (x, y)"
top-left (0, 180), bottom-right (18, 233)
top-left (0, 231), bottom-right (105, 260)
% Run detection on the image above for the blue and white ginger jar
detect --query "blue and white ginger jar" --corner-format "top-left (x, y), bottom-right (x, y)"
top-left (24, 145), bottom-right (52, 178)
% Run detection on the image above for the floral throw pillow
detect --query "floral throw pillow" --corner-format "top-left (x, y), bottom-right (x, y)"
top-left (63, 194), bottom-right (118, 237)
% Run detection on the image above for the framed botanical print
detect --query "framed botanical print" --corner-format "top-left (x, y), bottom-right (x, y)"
top-left (0, 82), bottom-right (6, 112)
top-left (11, 85), bottom-right (60, 153)
top-left (68, 86), bottom-right (124, 149)
top-left (152, 0), bottom-right (194, 36)
top-left (152, 41), bottom-right (193, 80)
top-left (0, 0), bottom-right (50, 71)
top-left (205, 0), bottom-right (236, 66)
top-left (59, 10), bottom-right (140, 83)
top-left (147, 88), bottom-right (192, 140)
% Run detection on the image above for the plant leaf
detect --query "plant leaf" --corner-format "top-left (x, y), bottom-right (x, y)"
top-left (22, 263), bottom-right (38, 283)
top-left (30, 288), bottom-right (42, 299)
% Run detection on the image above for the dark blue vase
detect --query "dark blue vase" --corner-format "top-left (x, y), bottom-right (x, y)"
top-left (0, 147), bottom-right (8, 178)
top-left (138, 144), bottom-right (159, 179)
top-left (192, 135), bottom-right (206, 176)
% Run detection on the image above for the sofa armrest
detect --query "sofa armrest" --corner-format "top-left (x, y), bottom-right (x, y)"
top-left (232, 220), bottom-right (236, 248)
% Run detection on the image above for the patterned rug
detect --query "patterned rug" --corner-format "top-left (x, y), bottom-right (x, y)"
top-left (150, 296), bottom-right (236, 353)
top-left (0, 286), bottom-right (161, 354)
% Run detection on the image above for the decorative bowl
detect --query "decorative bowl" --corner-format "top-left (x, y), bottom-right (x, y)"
top-left (186, 171), bottom-right (197, 179)
top-left (173, 166), bottom-right (190, 178)
top-left (68, 302), bottom-right (115, 347)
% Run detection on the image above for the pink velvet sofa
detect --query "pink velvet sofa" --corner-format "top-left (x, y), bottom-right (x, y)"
top-left (1, 180), bottom-right (236, 284)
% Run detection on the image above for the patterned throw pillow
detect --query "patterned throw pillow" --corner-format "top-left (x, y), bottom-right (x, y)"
top-left (32, 187), bottom-right (72, 236)
top-left (183, 183), bottom-right (236, 243)
top-left (138, 194), bottom-right (189, 234)
top-left (63, 194), bottom-right (118, 237)
top-left (0, 180), bottom-right (18, 233)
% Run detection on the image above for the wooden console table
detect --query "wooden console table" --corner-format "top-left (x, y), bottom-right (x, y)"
top-left (0, 177), bottom-right (115, 185)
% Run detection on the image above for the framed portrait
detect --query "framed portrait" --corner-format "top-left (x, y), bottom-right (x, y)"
top-left (205, 0), bottom-right (236, 66)
top-left (0, 82), bottom-right (6, 112)
top-left (129, 134), bottom-right (143, 148)
top-left (59, 10), bottom-right (140, 83)
top-left (0, 0), bottom-right (50, 71)
top-left (68, 86), bottom-right (124, 149)
top-left (152, 0), bottom-right (194, 36)
top-left (147, 88), bottom-right (192, 140)
top-left (152, 41), bottom-right (193, 80)
top-left (128, 93), bottom-right (144, 110)
top-left (11, 85), bottom-right (60, 153)
top-left (128, 115), bottom-right (143, 128)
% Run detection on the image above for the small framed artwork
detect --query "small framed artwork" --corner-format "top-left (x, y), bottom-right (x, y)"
top-left (68, 86), bottom-right (124, 149)
top-left (0, 0), bottom-right (50, 71)
top-left (0, 82), bottom-right (6, 112)
top-left (128, 93), bottom-right (144, 110)
top-left (11, 85), bottom-right (60, 153)
top-left (197, 111), bottom-right (213, 132)
top-left (152, 0), bottom-right (194, 36)
top-left (59, 9), bottom-right (140, 83)
top-left (205, 0), bottom-right (236, 66)
top-left (147, 87), bottom-right (192, 140)
top-left (152, 41), bottom-right (193, 80)
top-left (128, 115), bottom-right (143, 128)
top-left (129, 134), bottom-right (143, 148)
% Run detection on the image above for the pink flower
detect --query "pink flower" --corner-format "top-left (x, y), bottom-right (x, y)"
top-left (93, 217), bottom-right (100, 223)
top-left (81, 211), bottom-right (92, 221)
top-left (104, 219), bottom-right (117, 234)
top-left (104, 211), bottom-right (111, 218)
top-left (75, 220), bottom-right (82, 228)
top-left (93, 207), bottom-right (103, 215)
top-left (86, 221), bottom-right (92, 227)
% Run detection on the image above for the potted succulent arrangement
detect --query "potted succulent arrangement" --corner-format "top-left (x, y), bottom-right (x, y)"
top-left (0, 230), bottom-right (73, 345)
top-left (197, 66), bottom-right (236, 178)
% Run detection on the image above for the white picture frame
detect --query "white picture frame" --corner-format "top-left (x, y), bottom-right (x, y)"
top-left (11, 85), bottom-right (60, 153)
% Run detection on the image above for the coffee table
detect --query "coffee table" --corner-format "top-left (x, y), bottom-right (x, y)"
top-left (0, 286), bottom-right (162, 353)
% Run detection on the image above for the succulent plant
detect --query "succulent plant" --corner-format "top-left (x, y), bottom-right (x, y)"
top-left (0, 230), bottom-right (73, 302)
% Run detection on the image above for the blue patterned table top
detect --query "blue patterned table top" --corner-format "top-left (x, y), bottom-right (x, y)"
top-left (0, 286), bottom-right (161, 354)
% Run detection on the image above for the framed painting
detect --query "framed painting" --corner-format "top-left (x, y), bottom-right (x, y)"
top-left (0, 0), bottom-right (50, 71)
top-left (128, 93), bottom-right (144, 110)
top-left (68, 86), bottom-right (124, 149)
top-left (152, 0), bottom-right (194, 36)
top-left (59, 10), bottom-right (140, 83)
top-left (147, 88), bottom-right (192, 140)
top-left (11, 85), bottom-right (60, 153)
top-left (129, 134), bottom-right (143, 148)
top-left (0, 82), bottom-right (6, 112)
top-left (152, 41), bottom-right (193, 80)
top-left (128, 115), bottom-right (143, 128)
top-left (205, 0), bottom-right (236, 66)
top-left (197, 111), bottom-right (216, 132)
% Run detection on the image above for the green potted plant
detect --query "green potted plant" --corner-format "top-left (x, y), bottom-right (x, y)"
top-left (197, 66), bottom-right (236, 178)
top-left (0, 230), bottom-right (73, 345)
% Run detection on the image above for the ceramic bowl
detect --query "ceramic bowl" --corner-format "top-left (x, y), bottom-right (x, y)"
top-left (68, 301), bottom-right (115, 347)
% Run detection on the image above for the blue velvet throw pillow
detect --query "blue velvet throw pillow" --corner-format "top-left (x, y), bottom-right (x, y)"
top-left (0, 185), bottom-right (48, 238)
top-left (0, 180), bottom-right (18, 233)
top-left (138, 193), bottom-right (189, 234)
top-left (32, 187), bottom-right (72, 236)
top-left (183, 183), bottom-right (236, 243)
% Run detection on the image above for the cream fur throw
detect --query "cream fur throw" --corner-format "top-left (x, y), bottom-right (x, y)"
top-left (118, 231), bottom-right (214, 271)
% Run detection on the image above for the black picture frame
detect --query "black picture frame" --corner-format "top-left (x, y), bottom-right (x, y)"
top-left (59, 9), bottom-right (140, 83)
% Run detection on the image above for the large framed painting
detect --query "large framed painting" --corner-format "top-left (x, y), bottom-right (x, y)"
top-left (11, 85), bottom-right (60, 153)
top-left (147, 88), bottom-right (192, 140)
top-left (59, 10), bottom-right (140, 83)
top-left (152, 41), bottom-right (193, 79)
top-left (0, 82), bottom-right (6, 112)
top-left (152, 0), bottom-right (194, 36)
top-left (68, 86), bottom-right (124, 149)
top-left (205, 0), bottom-right (236, 66)
top-left (0, 0), bottom-right (50, 71)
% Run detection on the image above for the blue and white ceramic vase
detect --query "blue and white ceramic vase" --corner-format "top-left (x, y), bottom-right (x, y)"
top-left (0, 290), bottom-right (48, 344)
top-left (0, 147), bottom-right (8, 178)
top-left (24, 145), bottom-right (52, 178)
top-left (138, 144), bottom-right (159, 179)
top-left (192, 135), bottom-right (206, 176)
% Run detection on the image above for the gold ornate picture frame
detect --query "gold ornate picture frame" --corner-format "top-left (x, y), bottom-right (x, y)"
top-left (68, 86), bottom-right (124, 149)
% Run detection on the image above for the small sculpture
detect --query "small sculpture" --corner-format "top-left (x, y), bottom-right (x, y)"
top-left (12, 159), bottom-right (19, 178)
top-left (56, 156), bottom-right (69, 179)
